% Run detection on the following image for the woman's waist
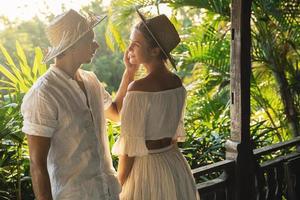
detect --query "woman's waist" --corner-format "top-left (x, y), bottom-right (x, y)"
top-left (145, 137), bottom-right (174, 151)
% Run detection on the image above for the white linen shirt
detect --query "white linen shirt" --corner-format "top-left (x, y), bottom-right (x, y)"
top-left (21, 66), bottom-right (120, 200)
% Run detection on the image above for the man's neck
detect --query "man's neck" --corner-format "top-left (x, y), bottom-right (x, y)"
top-left (54, 61), bottom-right (81, 80)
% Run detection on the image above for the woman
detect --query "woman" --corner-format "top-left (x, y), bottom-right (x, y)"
top-left (112, 9), bottom-right (200, 200)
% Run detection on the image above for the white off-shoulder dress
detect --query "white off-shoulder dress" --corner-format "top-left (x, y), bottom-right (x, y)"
top-left (112, 86), bottom-right (200, 200)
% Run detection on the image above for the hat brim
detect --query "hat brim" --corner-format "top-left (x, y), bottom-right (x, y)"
top-left (43, 14), bottom-right (107, 63)
top-left (136, 8), bottom-right (177, 71)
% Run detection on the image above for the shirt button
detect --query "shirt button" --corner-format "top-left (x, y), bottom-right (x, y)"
top-left (85, 120), bottom-right (92, 127)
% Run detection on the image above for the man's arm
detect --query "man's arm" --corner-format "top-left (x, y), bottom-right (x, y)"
top-left (105, 50), bottom-right (139, 121)
top-left (27, 135), bottom-right (53, 200)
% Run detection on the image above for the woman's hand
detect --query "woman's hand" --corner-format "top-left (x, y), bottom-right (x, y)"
top-left (123, 49), bottom-right (139, 76)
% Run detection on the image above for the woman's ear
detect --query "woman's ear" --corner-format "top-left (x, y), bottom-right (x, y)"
top-left (150, 47), bottom-right (161, 57)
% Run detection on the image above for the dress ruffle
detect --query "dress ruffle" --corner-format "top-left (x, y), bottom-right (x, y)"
top-left (112, 135), bottom-right (149, 157)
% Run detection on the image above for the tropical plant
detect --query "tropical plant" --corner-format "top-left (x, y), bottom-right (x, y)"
top-left (0, 16), bottom-right (48, 65)
top-left (174, 9), bottom-right (231, 167)
top-left (0, 41), bottom-right (47, 95)
top-left (0, 42), bottom-right (47, 199)
top-left (0, 100), bottom-right (34, 200)
top-left (251, 0), bottom-right (300, 137)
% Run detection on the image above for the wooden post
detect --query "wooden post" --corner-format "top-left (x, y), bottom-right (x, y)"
top-left (225, 0), bottom-right (255, 199)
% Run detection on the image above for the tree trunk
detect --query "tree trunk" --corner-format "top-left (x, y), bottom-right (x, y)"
top-left (272, 68), bottom-right (300, 137)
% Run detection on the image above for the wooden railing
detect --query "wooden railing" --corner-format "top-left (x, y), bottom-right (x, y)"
top-left (192, 136), bottom-right (300, 200)
top-left (254, 137), bottom-right (300, 200)
top-left (192, 160), bottom-right (235, 200)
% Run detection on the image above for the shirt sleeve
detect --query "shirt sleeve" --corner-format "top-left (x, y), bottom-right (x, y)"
top-left (21, 88), bottom-right (58, 138)
top-left (96, 79), bottom-right (112, 110)
top-left (112, 93), bottom-right (149, 157)
top-left (89, 71), bottom-right (112, 110)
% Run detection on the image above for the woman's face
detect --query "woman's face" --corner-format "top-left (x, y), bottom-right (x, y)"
top-left (127, 29), bottom-right (153, 65)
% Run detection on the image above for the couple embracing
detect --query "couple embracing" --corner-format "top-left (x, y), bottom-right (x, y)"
top-left (21, 8), bottom-right (200, 200)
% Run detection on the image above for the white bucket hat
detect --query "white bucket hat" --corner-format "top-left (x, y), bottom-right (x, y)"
top-left (43, 9), bottom-right (106, 63)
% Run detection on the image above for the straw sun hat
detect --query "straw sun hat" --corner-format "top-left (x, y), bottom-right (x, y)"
top-left (135, 8), bottom-right (181, 70)
top-left (43, 9), bottom-right (106, 63)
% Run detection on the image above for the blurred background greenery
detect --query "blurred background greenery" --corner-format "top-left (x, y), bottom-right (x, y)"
top-left (0, 0), bottom-right (299, 199)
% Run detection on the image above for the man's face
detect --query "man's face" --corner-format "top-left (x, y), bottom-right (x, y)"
top-left (73, 30), bottom-right (99, 64)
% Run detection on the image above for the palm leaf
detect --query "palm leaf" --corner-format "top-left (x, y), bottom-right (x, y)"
top-left (16, 41), bottom-right (33, 83)
top-left (33, 47), bottom-right (47, 79)
top-left (0, 65), bottom-right (18, 84)
top-left (0, 43), bottom-right (47, 94)
top-left (168, 0), bottom-right (230, 18)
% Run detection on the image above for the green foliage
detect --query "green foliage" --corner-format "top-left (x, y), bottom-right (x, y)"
top-left (170, 10), bottom-right (231, 167)
top-left (251, 0), bottom-right (300, 137)
top-left (0, 43), bottom-right (46, 199)
top-left (0, 16), bottom-right (48, 64)
top-left (0, 100), bottom-right (33, 200)
top-left (168, 0), bottom-right (231, 18)
top-left (106, 121), bottom-right (121, 168)
top-left (0, 42), bottom-right (47, 95)
top-left (182, 78), bottom-right (230, 168)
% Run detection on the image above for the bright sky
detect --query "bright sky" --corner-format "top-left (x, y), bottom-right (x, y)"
top-left (0, 0), bottom-right (172, 30)
top-left (0, 0), bottom-right (111, 21)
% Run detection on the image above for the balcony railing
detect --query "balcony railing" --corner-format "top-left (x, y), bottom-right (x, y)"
top-left (193, 136), bottom-right (300, 200)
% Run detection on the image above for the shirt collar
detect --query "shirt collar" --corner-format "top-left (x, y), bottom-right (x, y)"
top-left (50, 64), bottom-right (83, 82)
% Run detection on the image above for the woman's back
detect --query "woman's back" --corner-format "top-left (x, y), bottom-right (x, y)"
top-left (126, 71), bottom-right (185, 149)
top-left (128, 70), bottom-right (182, 93)
top-left (124, 86), bottom-right (186, 139)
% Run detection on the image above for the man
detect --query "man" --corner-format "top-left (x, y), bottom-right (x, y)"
top-left (21, 9), bottom-right (138, 200)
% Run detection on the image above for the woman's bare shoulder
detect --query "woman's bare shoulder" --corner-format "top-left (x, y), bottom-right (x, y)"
top-left (171, 73), bottom-right (183, 87)
top-left (127, 73), bottom-right (182, 92)
top-left (127, 78), bottom-right (150, 92)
